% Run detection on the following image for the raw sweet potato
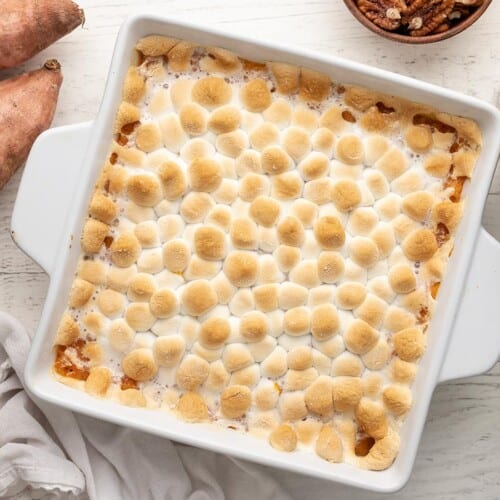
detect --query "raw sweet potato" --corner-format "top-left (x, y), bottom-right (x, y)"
top-left (0, 60), bottom-right (62, 189)
top-left (0, 0), bottom-right (83, 70)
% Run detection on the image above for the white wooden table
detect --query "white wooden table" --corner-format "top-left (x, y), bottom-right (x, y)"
top-left (1, 1), bottom-right (499, 498)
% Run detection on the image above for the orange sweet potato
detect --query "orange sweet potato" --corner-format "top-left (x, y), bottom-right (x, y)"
top-left (0, 0), bottom-right (83, 70)
top-left (0, 60), bottom-right (62, 189)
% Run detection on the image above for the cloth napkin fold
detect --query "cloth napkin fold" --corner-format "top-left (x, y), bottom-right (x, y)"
top-left (0, 311), bottom-right (312, 500)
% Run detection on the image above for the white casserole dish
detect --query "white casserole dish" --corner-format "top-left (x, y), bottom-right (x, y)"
top-left (11, 14), bottom-right (500, 492)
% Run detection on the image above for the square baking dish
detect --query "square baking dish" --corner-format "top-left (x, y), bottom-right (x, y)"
top-left (11, 14), bottom-right (500, 492)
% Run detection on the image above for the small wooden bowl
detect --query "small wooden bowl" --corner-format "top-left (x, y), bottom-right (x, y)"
top-left (343, 0), bottom-right (492, 44)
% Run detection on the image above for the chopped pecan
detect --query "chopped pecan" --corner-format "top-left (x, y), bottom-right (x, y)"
top-left (402, 0), bottom-right (455, 37)
top-left (356, 0), bottom-right (406, 31)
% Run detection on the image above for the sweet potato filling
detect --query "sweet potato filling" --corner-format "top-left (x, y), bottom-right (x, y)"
top-left (435, 222), bottom-right (450, 247)
top-left (121, 121), bottom-right (140, 135)
top-left (412, 114), bottom-right (456, 135)
top-left (54, 339), bottom-right (90, 380)
top-left (355, 436), bottom-right (375, 457)
top-left (444, 176), bottom-right (467, 203)
top-left (121, 375), bottom-right (139, 390)
top-left (430, 282), bottom-right (441, 300)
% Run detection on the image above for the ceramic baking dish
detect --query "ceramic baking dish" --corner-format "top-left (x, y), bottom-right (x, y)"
top-left (11, 14), bottom-right (500, 493)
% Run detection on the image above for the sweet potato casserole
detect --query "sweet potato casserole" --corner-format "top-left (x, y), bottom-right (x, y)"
top-left (52, 35), bottom-right (481, 470)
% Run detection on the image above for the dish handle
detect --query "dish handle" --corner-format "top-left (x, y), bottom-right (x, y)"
top-left (438, 227), bottom-right (500, 383)
top-left (11, 122), bottom-right (92, 275)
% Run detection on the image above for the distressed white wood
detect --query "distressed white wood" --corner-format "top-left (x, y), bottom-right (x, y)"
top-left (0, 1), bottom-right (499, 497)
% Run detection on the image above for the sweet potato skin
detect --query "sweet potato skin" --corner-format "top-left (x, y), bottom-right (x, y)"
top-left (0, 0), bottom-right (83, 69)
top-left (0, 60), bottom-right (63, 189)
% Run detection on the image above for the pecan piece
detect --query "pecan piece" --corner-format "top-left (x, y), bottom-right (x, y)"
top-left (356, 0), bottom-right (406, 31)
top-left (402, 0), bottom-right (455, 36)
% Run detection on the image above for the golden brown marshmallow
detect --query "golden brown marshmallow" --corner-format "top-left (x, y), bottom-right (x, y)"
top-left (332, 352), bottom-right (364, 377)
top-left (207, 205), bottom-right (232, 231)
top-left (81, 219), bottom-right (108, 254)
top-left (157, 161), bottom-right (187, 200)
top-left (383, 385), bottom-right (412, 417)
top-left (177, 392), bottom-right (209, 422)
top-left (332, 376), bottom-right (363, 411)
top-left (127, 273), bottom-right (156, 302)
top-left (287, 346), bottom-right (313, 370)
top-left (402, 229), bottom-right (438, 262)
top-left (126, 174), bottom-right (163, 207)
top-left (316, 426), bottom-right (343, 463)
top-left (283, 307), bottom-right (311, 336)
top-left (269, 62), bottom-right (300, 95)
top-left (249, 196), bottom-right (281, 227)
top-left (192, 76), bottom-right (232, 109)
top-left (298, 152), bottom-right (329, 181)
top-left (431, 201), bottom-right (463, 233)
top-left (355, 398), bottom-right (389, 440)
top-left (230, 218), bottom-right (258, 250)
top-left (274, 246), bottom-right (300, 274)
top-left (68, 279), bottom-right (94, 308)
top-left (89, 194), bottom-right (117, 225)
top-left (181, 280), bottom-right (217, 316)
top-left (194, 226), bottom-right (227, 261)
top-left (153, 336), bottom-right (185, 367)
top-left (299, 68), bottom-right (331, 102)
top-left (110, 233), bottom-right (141, 268)
top-left (349, 237), bottom-right (380, 268)
top-left (270, 424), bottom-right (298, 453)
top-left (240, 78), bottom-right (272, 112)
top-left (240, 311), bottom-right (269, 342)
top-left (317, 252), bottom-right (345, 283)
top-left (239, 174), bottom-right (270, 202)
top-left (319, 105), bottom-right (347, 134)
top-left (282, 127), bottom-right (311, 163)
top-left (336, 282), bottom-right (366, 310)
top-left (188, 157), bottom-right (222, 192)
top-left (55, 314), bottom-right (79, 346)
top-left (405, 125), bottom-right (433, 153)
top-left (390, 358), bottom-right (417, 384)
top-left (304, 376), bottom-right (334, 416)
top-left (199, 317), bottom-right (230, 349)
top-left (277, 216), bottom-right (305, 247)
top-left (311, 304), bottom-right (340, 340)
top-left (208, 105), bottom-right (241, 134)
top-left (272, 172), bottom-right (303, 200)
top-left (223, 251), bottom-right (258, 287)
top-left (389, 264), bottom-right (416, 294)
top-left (85, 367), bottom-right (111, 397)
top-left (393, 327), bottom-right (425, 362)
top-left (179, 102), bottom-right (208, 136)
top-left (335, 135), bottom-right (364, 165)
top-left (135, 123), bottom-right (162, 153)
top-left (97, 289), bottom-right (124, 318)
top-left (180, 192), bottom-right (214, 223)
top-left (176, 355), bottom-right (210, 390)
top-left (344, 319), bottom-right (379, 354)
top-left (401, 191), bottom-right (434, 222)
top-left (424, 153), bottom-right (452, 178)
top-left (261, 145), bottom-right (293, 175)
top-left (122, 348), bottom-right (158, 382)
top-left (220, 385), bottom-right (252, 418)
top-left (163, 239), bottom-right (190, 273)
top-left (453, 151), bottom-right (477, 178)
top-left (331, 180), bottom-right (362, 212)
top-left (150, 288), bottom-right (179, 318)
top-left (314, 216), bottom-right (345, 250)
top-left (125, 302), bottom-right (155, 331)
top-left (216, 130), bottom-right (248, 158)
